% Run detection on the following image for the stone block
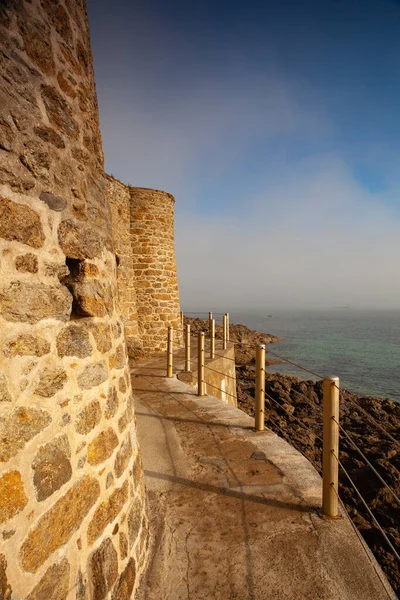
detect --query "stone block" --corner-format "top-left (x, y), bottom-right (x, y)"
top-left (3, 334), bottom-right (50, 358)
top-left (34, 125), bottom-right (65, 149)
top-left (20, 476), bottom-right (100, 573)
top-left (0, 375), bottom-right (11, 403)
top-left (39, 191), bottom-right (67, 212)
top-left (0, 196), bottom-right (45, 248)
top-left (69, 280), bottom-right (113, 317)
top-left (15, 253), bottom-right (38, 273)
top-left (90, 323), bottom-right (112, 353)
top-left (127, 496), bottom-right (142, 549)
top-left (119, 532), bottom-right (128, 560)
top-left (0, 281), bottom-right (71, 323)
top-left (26, 558), bottom-right (70, 600)
top-left (114, 434), bottom-right (132, 479)
top-left (32, 435), bottom-right (72, 501)
top-left (56, 323), bottom-right (92, 358)
top-left (41, 84), bottom-right (78, 138)
top-left (110, 558), bottom-right (136, 600)
top-left (0, 471), bottom-right (28, 524)
top-left (75, 400), bottom-right (101, 435)
top-left (0, 408), bottom-right (51, 463)
top-left (78, 362), bottom-right (108, 390)
top-left (88, 537), bottom-right (118, 600)
top-left (87, 481), bottom-right (129, 545)
top-left (105, 387), bottom-right (118, 420)
top-left (87, 428), bottom-right (119, 466)
top-left (35, 367), bottom-right (67, 397)
top-left (58, 219), bottom-right (103, 260)
top-left (0, 554), bottom-right (12, 600)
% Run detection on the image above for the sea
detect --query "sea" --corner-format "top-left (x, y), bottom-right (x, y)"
top-left (186, 309), bottom-right (400, 403)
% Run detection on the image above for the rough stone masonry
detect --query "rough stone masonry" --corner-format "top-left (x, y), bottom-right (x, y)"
top-left (0, 0), bottom-right (181, 597)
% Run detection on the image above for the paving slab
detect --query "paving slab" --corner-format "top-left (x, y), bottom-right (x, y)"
top-left (132, 354), bottom-right (396, 600)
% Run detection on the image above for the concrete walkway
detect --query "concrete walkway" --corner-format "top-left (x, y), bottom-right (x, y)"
top-left (132, 354), bottom-right (395, 600)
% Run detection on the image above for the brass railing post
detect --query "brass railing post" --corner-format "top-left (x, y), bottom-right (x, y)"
top-left (222, 314), bottom-right (227, 350)
top-left (226, 312), bottom-right (230, 342)
top-left (167, 326), bottom-right (173, 378)
top-left (255, 344), bottom-right (265, 431)
top-left (210, 318), bottom-right (215, 359)
top-left (198, 332), bottom-right (205, 396)
top-left (185, 324), bottom-right (191, 372)
top-left (323, 376), bottom-right (340, 517)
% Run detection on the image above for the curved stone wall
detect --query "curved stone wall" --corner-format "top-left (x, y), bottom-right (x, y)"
top-left (0, 1), bottom-right (148, 598)
top-left (129, 187), bottom-right (181, 352)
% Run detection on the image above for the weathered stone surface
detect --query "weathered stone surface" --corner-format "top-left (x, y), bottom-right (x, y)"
top-left (26, 558), bottom-right (70, 600)
top-left (0, 118), bottom-right (13, 152)
top-left (118, 376), bottom-right (127, 393)
top-left (127, 496), bottom-right (142, 549)
top-left (34, 125), bottom-right (65, 149)
top-left (87, 480), bottom-right (129, 545)
top-left (0, 281), bottom-right (72, 323)
top-left (114, 434), bottom-right (132, 479)
top-left (69, 281), bottom-right (113, 317)
top-left (0, 408), bottom-right (51, 462)
top-left (78, 362), bottom-right (108, 390)
top-left (0, 471), bottom-right (28, 524)
top-left (58, 219), bottom-right (103, 260)
top-left (0, 196), bottom-right (44, 248)
top-left (88, 537), bottom-right (118, 600)
top-left (39, 191), bottom-right (67, 212)
top-left (20, 140), bottom-right (52, 179)
top-left (20, 476), bottom-right (100, 573)
top-left (15, 253), bottom-right (38, 273)
top-left (109, 344), bottom-right (126, 370)
top-left (56, 323), bottom-right (92, 358)
top-left (110, 558), bottom-right (136, 600)
top-left (106, 472), bottom-right (114, 490)
top-left (76, 570), bottom-right (88, 600)
top-left (75, 400), bottom-right (101, 435)
top-left (3, 334), bottom-right (50, 357)
top-left (41, 84), bottom-right (78, 138)
top-left (87, 428), bottom-right (119, 466)
top-left (90, 323), bottom-right (112, 353)
top-left (133, 455), bottom-right (143, 487)
top-left (0, 375), bottom-right (11, 403)
top-left (105, 387), bottom-right (118, 420)
top-left (0, 554), bottom-right (12, 600)
top-left (17, 13), bottom-right (55, 75)
top-left (119, 532), bottom-right (128, 560)
top-left (32, 435), bottom-right (72, 501)
top-left (35, 367), bottom-right (67, 397)
top-left (41, 0), bottom-right (73, 44)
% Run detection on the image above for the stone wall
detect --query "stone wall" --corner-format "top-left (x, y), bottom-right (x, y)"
top-left (107, 180), bottom-right (181, 354)
top-left (0, 1), bottom-right (148, 598)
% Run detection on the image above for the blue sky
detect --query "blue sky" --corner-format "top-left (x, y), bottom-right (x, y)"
top-left (87, 0), bottom-right (400, 309)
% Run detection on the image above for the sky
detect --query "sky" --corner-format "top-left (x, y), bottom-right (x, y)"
top-left (87, 0), bottom-right (400, 310)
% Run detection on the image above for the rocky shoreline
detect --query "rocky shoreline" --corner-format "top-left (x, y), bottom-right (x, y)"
top-left (186, 317), bottom-right (400, 596)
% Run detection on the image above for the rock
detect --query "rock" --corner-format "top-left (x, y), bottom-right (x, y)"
top-left (0, 375), bottom-right (11, 403)
top-left (0, 471), bottom-right (28, 524)
top-left (15, 253), bottom-right (38, 273)
top-left (77, 362), bottom-right (108, 390)
top-left (88, 538), bottom-right (118, 600)
top-left (110, 559), bottom-right (136, 600)
top-left (41, 84), bottom-right (78, 138)
top-left (87, 428), bottom-right (119, 466)
top-left (17, 13), bottom-right (55, 75)
top-left (0, 408), bottom-right (51, 462)
top-left (0, 281), bottom-right (71, 323)
top-left (20, 476), bottom-right (100, 573)
top-left (0, 196), bottom-right (44, 248)
top-left (0, 118), bottom-right (13, 152)
top-left (119, 532), bottom-right (128, 560)
top-left (87, 480), bottom-right (129, 545)
top-left (109, 344), bottom-right (126, 370)
top-left (39, 191), bottom-right (67, 212)
top-left (127, 496), bottom-right (142, 548)
top-left (35, 367), bottom-right (67, 398)
top-left (105, 387), bottom-right (118, 419)
top-left (56, 323), bottom-right (92, 358)
top-left (114, 434), bottom-right (132, 479)
top-left (58, 219), bottom-right (103, 259)
top-left (32, 435), bottom-right (72, 501)
top-left (34, 125), bottom-right (65, 149)
top-left (75, 400), bottom-right (101, 435)
top-left (69, 280), bottom-right (113, 318)
top-left (0, 554), bottom-right (12, 600)
top-left (90, 323), bottom-right (112, 353)
top-left (26, 558), bottom-right (70, 600)
top-left (3, 334), bottom-right (50, 357)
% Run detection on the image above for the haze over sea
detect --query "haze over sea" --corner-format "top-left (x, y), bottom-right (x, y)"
top-left (187, 308), bottom-right (400, 403)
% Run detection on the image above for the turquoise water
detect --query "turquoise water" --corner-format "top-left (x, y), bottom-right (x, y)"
top-left (190, 309), bottom-right (400, 402)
